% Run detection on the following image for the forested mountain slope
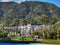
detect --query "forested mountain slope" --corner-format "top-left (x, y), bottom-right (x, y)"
top-left (0, 1), bottom-right (60, 26)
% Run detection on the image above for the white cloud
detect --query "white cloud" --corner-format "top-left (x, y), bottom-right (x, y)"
top-left (1, 0), bottom-right (26, 3)
top-left (2, 0), bottom-right (10, 2)
top-left (12, 0), bottom-right (26, 3)
top-left (1, 0), bottom-right (34, 2)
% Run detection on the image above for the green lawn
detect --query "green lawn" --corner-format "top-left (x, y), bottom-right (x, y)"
top-left (11, 38), bottom-right (22, 41)
top-left (40, 39), bottom-right (60, 44)
top-left (1, 37), bottom-right (60, 44)
top-left (24, 37), bottom-right (34, 41)
top-left (11, 37), bottom-right (34, 41)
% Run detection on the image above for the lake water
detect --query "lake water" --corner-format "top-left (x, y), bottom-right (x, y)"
top-left (0, 43), bottom-right (56, 45)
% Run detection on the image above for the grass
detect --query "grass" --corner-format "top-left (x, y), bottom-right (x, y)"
top-left (24, 37), bottom-right (34, 41)
top-left (11, 37), bottom-right (60, 44)
top-left (40, 39), bottom-right (60, 44)
top-left (0, 37), bottom-right (60, 44)
top-left (9, 34), bottom-right (34, 41)
top-left (11, 37), bottom-right (21, 41)
top-left (10, 37), bottom-right (34, 41)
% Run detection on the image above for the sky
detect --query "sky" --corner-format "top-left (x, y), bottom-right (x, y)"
top-left (0, 0), bottom-right (60, 7)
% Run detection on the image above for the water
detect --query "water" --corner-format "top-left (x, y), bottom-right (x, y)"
top-left (0, 43), bottom-right (56, 45)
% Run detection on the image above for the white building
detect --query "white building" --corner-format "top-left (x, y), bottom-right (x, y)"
top-left (4, 24), bottom-right (51, 37)
top-left (4, 24), bottom-right (40, 36)
top-left (18, 24), bottom-right (32, 37)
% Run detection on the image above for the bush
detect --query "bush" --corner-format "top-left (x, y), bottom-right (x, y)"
top-left (0, 31), bottom-right (8, 38)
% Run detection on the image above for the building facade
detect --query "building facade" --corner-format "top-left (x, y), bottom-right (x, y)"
top-left (4, 24), bottom-right (51, 37)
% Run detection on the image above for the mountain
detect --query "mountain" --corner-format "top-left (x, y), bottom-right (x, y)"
top-left (0, 1), bottom-right (60, 25)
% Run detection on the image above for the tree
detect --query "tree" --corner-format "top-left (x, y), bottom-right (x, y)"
top-left (51, 16), bottom-right (59, 24)
top-left (54, 21), bottom-right (60, 39)
top-left (43, 30), bottom-right (49, 39)
top-left (32, 30), bottom-right (40, 37)
top-left (0, 31), bottom-right (8, 38)
top-left (39, 14), bottom-right (48, 24)
top-left (30, 18), bottom-right (35, 25)
top-left (19, 19), bottom-right (26, 25)
top-left (1, 21), bottom-right (9, 30)
top-left (11, 18), bottom-right (19, 26)
top-left (48, 30), bottom-right (57, 39)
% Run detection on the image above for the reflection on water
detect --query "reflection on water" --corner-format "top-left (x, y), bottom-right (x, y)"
top-left (30, 43), bottom-right (57, 45)
top-left (0, 43), bottom-right (58, 45)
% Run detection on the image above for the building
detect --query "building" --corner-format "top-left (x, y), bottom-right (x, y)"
top-left (4, 24), bottom-right (52, 37)
top-left (18, 24), bottom-right (32, 37)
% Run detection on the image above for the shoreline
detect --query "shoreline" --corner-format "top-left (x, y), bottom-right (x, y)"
top-left (0, 40), bottom-right (60, 44)
top-left (0, 40), bottom-right (41, 43)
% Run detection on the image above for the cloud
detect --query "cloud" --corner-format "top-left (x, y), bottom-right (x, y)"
top-left (1, 0), bottom-right (26, 3)
top-left (2, 0), bottom-right (10, 2)
top-left (1, 0), bottom-right (40, 2)
top-left (12, 0), bottom-right (26, 3)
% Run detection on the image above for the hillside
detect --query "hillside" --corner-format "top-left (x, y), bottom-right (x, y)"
top-left (0, 1), bottom-right (60, 25)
